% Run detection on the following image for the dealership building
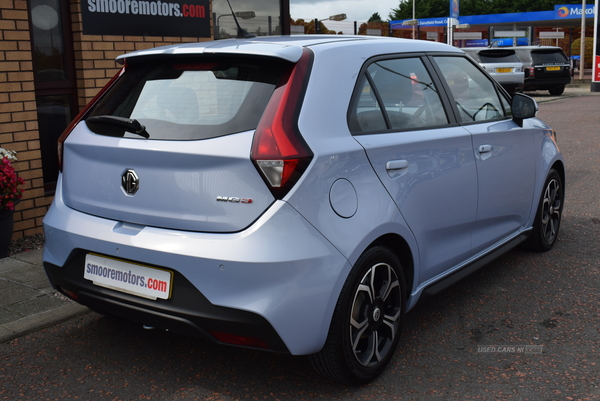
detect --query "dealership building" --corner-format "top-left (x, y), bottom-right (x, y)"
top-left (0, 0), bottom-right (596, 242)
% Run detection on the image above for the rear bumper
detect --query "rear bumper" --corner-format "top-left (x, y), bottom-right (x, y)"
top-left (499, 82), bottom-right (524, 93)
top-left (488, 73), bottom-right (523, 86)
top-left (43, 178), bottom-right (351, 355)
top-left (523, 77), bottom-right (571, 90)
top-left (44, 252), bottom-right (290, 353)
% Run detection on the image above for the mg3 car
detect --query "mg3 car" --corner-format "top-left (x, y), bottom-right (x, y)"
top-left (43, 36), bottom-right (565, 384)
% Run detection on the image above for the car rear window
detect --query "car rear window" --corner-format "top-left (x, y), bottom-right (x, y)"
top-left (86, 56), bottom-right (289, 140)
top-left (530, 50), bottom-right (568, 64)
top-left (478, 50), bottom-right (520, 63)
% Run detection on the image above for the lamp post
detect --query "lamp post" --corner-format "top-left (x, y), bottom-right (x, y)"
top-left (401, 19), bottom-right (419, 40)
top-left (412, 0), bottom-right (415, 39)
top-left (314, 13), bottom-right (347, 34)
top-left (389, 20), bottom-right (418, 38)
top-left (214, 11), bottom-right (256, 39)
top-left (579, 0), bottom-right (586, 80)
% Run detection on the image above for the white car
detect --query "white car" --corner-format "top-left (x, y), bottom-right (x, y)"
top-left (461, 47), bottom-right (524, 94)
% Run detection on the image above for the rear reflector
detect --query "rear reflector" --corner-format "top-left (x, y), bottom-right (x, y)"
top-left (60, 287), bottom-right (79, 302)
top-left (210, 331), bottom-right (270, 350)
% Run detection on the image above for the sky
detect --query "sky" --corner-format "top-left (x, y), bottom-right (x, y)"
top-left (289, 0), bottom-right (402, 23)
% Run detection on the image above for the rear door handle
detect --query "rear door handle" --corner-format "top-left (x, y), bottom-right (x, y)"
top-left (386, 159), bottom-right (409, 179)
top-left (479, 144), bottom-right (492, 154)
top-left (478, 144), bottom-right (493, 161)
top-left (386, 160), bottom-right (409, 171)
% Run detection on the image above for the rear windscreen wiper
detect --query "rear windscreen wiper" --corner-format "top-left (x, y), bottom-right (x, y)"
top-left (86, 115), bottom-right (150, 139)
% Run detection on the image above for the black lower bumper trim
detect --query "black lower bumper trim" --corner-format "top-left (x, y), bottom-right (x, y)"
top-left (44, 250), bottom-right (290, 354)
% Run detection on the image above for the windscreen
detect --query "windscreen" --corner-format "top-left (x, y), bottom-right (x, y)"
top-left (478, 50), bottom-right (520, 63)
top-left (531, 50), bottom-right (568, 64)
top-left (86, 56), bottom-right (289, 140)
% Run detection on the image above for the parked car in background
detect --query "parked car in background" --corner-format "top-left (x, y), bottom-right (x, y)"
top-left (511, 46), bottom-right (571, 95)
top-left (461, 47), bottom-right (524, 94)
top-left (43, 36), bottom-right (565, 385)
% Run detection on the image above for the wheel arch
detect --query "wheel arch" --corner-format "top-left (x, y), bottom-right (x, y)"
top-left (551, 159), bottom-right (565, 191)
top-left (370, 233), bottom-right (415, 300)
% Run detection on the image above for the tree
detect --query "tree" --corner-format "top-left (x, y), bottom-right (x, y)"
top-left (571, 37), bottom-right (594, 68)
top-left (389, 0), bottom-right (448, 20)
top-left (368, 12), bottom-right (384, 22)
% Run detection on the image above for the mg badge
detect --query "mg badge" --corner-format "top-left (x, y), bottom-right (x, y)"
top-left (122, 169), bottom-right (139, 195)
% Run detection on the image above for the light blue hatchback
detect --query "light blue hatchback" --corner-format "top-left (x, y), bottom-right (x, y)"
top-left (43, 35), bottom-right (564, 384)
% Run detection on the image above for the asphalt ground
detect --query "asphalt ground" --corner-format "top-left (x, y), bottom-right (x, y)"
top-left (0, 85), bottom-right (598, 399)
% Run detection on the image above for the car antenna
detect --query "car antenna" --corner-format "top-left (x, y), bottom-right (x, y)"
top-left (225, 0), bottom-right (255, 39)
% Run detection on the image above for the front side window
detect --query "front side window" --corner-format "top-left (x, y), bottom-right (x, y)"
top-left (86, 57), bottom-right (288, 140)
top-left (433, 56), bottom-right (506, 123)
top-left (349, 57), bottom-right (448, 133)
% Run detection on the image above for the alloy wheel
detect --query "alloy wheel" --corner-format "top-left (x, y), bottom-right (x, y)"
top-left (350, 262), bottom-right (402, 367)
top-left (541, 177), bottom-right (562, 244)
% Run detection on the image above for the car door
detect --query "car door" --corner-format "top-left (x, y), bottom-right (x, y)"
top-left (432, 55), bottom-right (536, 253)
top-left (349, 55), bottom-right (478, 284)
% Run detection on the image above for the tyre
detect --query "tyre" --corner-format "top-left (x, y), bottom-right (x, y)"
top-left (523, 169), bottom-right (564, 252)
top-left (309, 246), bottom-right (406, 385)
top-left (548, 86), bottom-right (565, 96)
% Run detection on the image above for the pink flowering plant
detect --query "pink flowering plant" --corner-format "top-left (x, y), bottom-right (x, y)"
top-left (0, 148), bottom-right (25, 211)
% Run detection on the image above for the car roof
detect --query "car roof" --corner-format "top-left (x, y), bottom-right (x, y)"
top-left (509, 46), bottom-right (565, 51)
top-left (461, 47), bottom-right (517, 52)
top-left (116, 35), bottom-right (463, 65)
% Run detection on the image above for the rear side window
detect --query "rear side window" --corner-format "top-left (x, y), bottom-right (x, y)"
top-left (349, 57), bottom-right (449, 133)
top-left (86, 57), bottom-right (288, 140)
top-left (478, 50), bottom-right (520, 63)
top-left (531, 50), bottom-right (568, 64)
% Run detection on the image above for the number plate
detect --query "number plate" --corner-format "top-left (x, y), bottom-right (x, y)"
top-left (84, 254), bottom-right (173, 300)
top-left (546, 66), bottom-right (561, 71)
top-left (495, 68), bottom-right (512, 73)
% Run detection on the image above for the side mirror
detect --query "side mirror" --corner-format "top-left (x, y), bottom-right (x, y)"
top-left (512, 93), bottom-right (538, 126)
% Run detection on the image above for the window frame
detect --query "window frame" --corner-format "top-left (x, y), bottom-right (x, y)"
top-left (428, 53), bottom-right (513, 125)
top-left (347, 52), bottom-right (459, 136)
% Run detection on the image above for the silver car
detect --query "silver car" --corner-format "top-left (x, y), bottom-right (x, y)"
top-left (43, 36), bottom-right (564, 384)
top-left (461, 47), bottom-right (525, 94)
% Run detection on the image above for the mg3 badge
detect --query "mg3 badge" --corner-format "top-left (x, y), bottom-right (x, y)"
top-left (216, 196), bottom-right (253, 204)
top-left (122, 169), bottom-right (139, 195)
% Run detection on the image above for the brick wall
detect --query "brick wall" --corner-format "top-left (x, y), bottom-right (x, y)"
top-left (0, 0), bottom-right (211, 242)
top-left (0, 0), bottom-right (47, 241)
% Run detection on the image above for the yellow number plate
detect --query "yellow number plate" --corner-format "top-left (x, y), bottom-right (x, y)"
top-left (496, 68), bottom-right (512, 73)
top-left (546, 66), bottom-right (561, 71)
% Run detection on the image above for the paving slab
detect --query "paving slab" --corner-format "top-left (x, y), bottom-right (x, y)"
top-left (0, 249), bottom-right (89, 343)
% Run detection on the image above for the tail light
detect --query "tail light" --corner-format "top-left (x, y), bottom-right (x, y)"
top-left (251, 49), bottom-right (314, 199)
top-left (528, 67), bottom-right (535, 78)
top-left (57, 67), bottom-right (126, 171)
